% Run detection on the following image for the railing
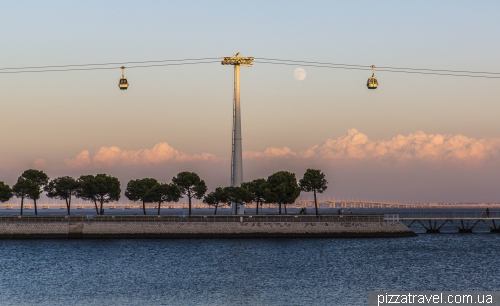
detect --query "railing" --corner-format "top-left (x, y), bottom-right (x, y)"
top-left (384, 214), bottom-right (400, 222)
top-left (397, 211), bottom-right (500, 219)
top-left (0, 215), bottom-right (88, 223)
top-left (0, 214), bottom-right (386, 223)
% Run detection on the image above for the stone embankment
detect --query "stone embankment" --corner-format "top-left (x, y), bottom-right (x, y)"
top-left (0, 215), bottom-right (416, 239)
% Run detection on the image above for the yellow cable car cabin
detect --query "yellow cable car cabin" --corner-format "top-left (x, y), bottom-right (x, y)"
top-left (367, 65), bottom-right (378, 89)
top-left (119, 66), bottom-right (129, 90)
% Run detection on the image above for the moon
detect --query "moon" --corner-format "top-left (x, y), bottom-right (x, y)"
top-left (294, 68), bottom-right (306, 81)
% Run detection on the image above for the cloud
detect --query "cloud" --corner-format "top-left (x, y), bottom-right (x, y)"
top-left (249, 129), bottom-right (500, 163)
top-left (65, 151), bottom-right (91, 168)
top-left (33, 158), bottom-right (47, 169)
top-left (244, 147), bottom-right (297, 159)
top-left (65, 142), bottom-right (218, 168)
top-left (63, 129), bottom-right (500, 170)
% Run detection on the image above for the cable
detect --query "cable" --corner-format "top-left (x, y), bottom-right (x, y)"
top-left (255, 60), bottom-right (500, 79)
top-left (373, 68), bottom-right (500, 79)
top-left (256, 58), bottom-right (500, 75)
top-left (1, 56), bottom-right (499, 79)
top-left (0, 57), bottom-right (221, 71)
top-left (0, 60), bottom-right (220, 74)
top-left (256, 58), bottom-right (368, 69)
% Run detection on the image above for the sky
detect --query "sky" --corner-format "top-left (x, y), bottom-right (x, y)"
top-left (1, 1), bottom-right (500, 203)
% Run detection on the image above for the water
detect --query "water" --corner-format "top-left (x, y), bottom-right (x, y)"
top-left (1, 234), bottom-right (499, 306)
top-left (1, 208), bottom-right (499, 305)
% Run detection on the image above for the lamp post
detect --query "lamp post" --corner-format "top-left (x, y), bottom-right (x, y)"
top-left (222, 52), bottom-right (254, 214)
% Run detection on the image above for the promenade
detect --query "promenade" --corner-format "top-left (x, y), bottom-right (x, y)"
top-left (0, 214), bottom-right (415, 239)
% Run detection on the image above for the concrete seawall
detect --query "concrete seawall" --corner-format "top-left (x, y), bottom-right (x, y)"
top-left (0, 215), bottom-right (416, 238)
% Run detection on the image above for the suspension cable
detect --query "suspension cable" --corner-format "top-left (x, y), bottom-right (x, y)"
top-left (1, 56), bottom-right (499, 79)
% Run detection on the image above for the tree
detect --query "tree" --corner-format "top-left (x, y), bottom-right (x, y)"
top-left (299, 169), bottom-right (328, 215)
top-left (12, 177), bottom-right (39, 215)
top-left (21, 169), bottom-right (49, 215)
top-left (203, 187), bottom-right (229, 215)
top-left (94, 174), bottom-right (121, 215)
top-left (265, 171), bottom-right (301, 215)
top-left (241, 178), bottom-right (268, 215)
top-left (45, 176), bottom-right (79, 215)
top-left (76, 174), bottom-right (120, 215)
top-left (125, 178), bottom-right (158, 215)
top-left (76, 175), bottom-right (100, 215)
top-left (149, 183), bottom-right (182, 215)
top-left (225, 186), bottom-right (255, 213)
top-left (172, 172), bottom-right (207, 215)
top-left (0, 181), bottom-right (13, 203)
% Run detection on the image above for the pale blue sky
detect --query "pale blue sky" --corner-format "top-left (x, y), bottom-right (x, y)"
top-left (1, 1), bottom-right (499, 202)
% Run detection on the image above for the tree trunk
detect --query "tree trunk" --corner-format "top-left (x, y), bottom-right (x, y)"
top-left (214, 204), bottom-right (218, 215)
top-left (143, 201), bottom-right (146, 215)
top-left (20, 197), bottom-right (24, 216)
top-left (284, 204), bottom-right (287, 215)
top-left (93, 200), bottom-right (99, 215)
top-left (255, 201), bottom-right (259, 215)
top-left (157, 202), bottom-right (161, 215)
top-left (188, 196), bottom-right (192, 215)
top-left (279, 203), bottom-right (281, 215)
top-left (34, 199), bottom-right (38, 215)
top-left (66, 198), bottom-right (71, 216)
top-left (100, 199), bottom-right (104, 215)
top-left (314, 190), bottom-right (318, 216)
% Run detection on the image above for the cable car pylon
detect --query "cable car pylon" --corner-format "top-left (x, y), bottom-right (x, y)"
top-left (222, 52), bottom-right (254, 215)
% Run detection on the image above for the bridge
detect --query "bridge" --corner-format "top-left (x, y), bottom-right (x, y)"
top-left (294, 200), bottom-right (500, 209)
top-left (385, 212), bottom-right (500, 233)
top-left (1, 200), bottom-right (500, 210)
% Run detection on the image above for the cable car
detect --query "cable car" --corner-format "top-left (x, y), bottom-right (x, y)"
top-left (119, 66), bottom-right (129, 90)
top-left (367, 65), bottom-right (378, 89)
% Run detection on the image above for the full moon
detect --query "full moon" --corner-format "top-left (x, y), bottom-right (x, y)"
top-left (294, 68), bottom-right (306, 81)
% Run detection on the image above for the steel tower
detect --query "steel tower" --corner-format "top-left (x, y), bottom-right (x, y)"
top-left (222, 52), bottom-right (254, 214)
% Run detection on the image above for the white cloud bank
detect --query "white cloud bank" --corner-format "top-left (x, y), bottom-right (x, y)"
top-left (65, 129), bottom-right (500, 169)
top-left (245, 128), bottom-right (500, 163)
top-left (65, 142), bottom-right (218, 168)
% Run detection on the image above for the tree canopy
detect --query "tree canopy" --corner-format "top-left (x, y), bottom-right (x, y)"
top-left (204, 186), bottom-right (254, 215)
top-left (172, 172), bottom-right (207, 215)
top-left (125, 178), bottom-right (158, 215)
top-left (299, 169), bottom-right (328, 215)
top-left (265, 171), bottom-right (301, 214)
top-left (12, 177), bottom-right (39, 215)
top-left (203, 187), bottom-right (229, 215)
top-left (21, 169), bottom-right (49, 187)
top-left (0, 181), bottom-right (13, 203)
top-left (225, 186), bottom-right (255, 207)
top-left (76, 175), bottom-right (100, 214)
top-left (149, 183), bottom-right (182, 215)
top-left (241, 178), bottom-right (268, 215)
top-left (94, 174), bottom-right (121, 215)
top-left (21, 169), bottom-right (49, 215)
top-left (77, 174), bottom-right (120, 215)
top-left (45, 176), bottom-right (79, 215)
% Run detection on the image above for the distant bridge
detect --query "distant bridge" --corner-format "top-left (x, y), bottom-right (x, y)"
top-left (1, 201), bottom-right (500, 210)
top-left (293, 200), bottom-right (500, 209)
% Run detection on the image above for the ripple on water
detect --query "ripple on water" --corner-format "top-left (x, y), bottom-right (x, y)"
top-left (0, 235), bottom-right (499, 306)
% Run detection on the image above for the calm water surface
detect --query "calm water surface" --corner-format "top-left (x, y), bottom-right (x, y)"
top-left (1, 234), bottom-right (499, 306)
